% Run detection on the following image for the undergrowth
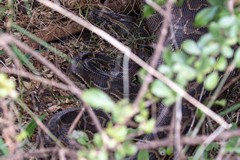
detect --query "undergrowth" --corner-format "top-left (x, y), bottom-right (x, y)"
top-left (0, 0), bottom-right (240, 160)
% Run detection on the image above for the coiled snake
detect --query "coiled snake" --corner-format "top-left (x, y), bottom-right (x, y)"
top-left (44, 0), bottom-right (210, 159)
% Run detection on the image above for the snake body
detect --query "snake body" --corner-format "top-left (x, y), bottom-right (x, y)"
top-left (88, 9), bottom-right (151, 57)
top-left (68, 9), bottom-right (152, 101)
top-left (45, 0), bottom-right (210, 159)
top-left (45, 107), bottom-right (110, 146)
top-left (70, 51), bottom-right (141, 100)
top-left (146, 0), bottom-right (208, 48)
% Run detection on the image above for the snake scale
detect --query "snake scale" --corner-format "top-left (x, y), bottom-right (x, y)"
top-left (44, 0), bottom-right (210, 159)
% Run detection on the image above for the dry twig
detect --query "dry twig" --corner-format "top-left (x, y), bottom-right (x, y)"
top-left (136, 129), bottom-right (240, 149)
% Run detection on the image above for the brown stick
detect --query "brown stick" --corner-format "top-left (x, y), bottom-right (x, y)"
top-left (136, 129), bottom-right (240, 149)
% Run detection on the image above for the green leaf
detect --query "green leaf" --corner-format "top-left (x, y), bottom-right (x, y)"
top-left (0, 138), bottom-right (9, 156)
top-left (229, 24), bottom-right (238, 40)
top-left (16, 115), bottom-right (45, 142)
top-left (196, 74), bottom-right (204, 83)
top-left (115, 146), bottom-right (125, 160)
top-left (225, 137), bottom-right (239, 153)
top-left (158, 65), bottom-right (173, 78)
top-left (182, 40), bottom-right (201, 55)
top-left (143, 5), bottom-right (155, 18)
top-left (0, 73), bottom-right (18, 98)
top-left (175, 0), bottom-right (184, 6)
top-left (205, 142), bottom-right (219, 152)
top-left (135, 114), bottom-right (145, 123)
top-left (137, 150), bottom-right (149, 160)
top-left (93, 134), bottom-right (103, 148)
top-left (134, 108), bottom-right (149, 123)
top-left (202, 42), bottom-right (220, 56)
top-left (95, 149), bottom-right (108, 160)
top-left (195, 57), bottom-right (215, 74)
top-left (234, 47), bottom-right (240, 68)
top-left (0, 50), bottom-right (5, 55)
top-left (122, 142), bottom-right (137, 156)
top-left (112, 105), bottom-right (133, 123)
top-left (162, 49), bottom-right (173, 65)
top-left (116, 142), bottom-right (137, 159)
top-left (207, 0), bottom-right (225, 7)
top-left (82, 88), bottom-right (115, 112)
top-left (70, 131), bottom-right (90, 147)
top-left (195, 7), bottom-right (218, 27)
top-left (172, 51), bottom-right (188, 64)
top-left (221, 45), bottom-right (233, 58)
top-left (215, 56), bottom-right (227, 71)
top-left (198, 33), bottom-right (214, 48)
top-left (139, 119), bottom-right (156, 134)
top-left (204, 72), bottom-right (219, 90)
top-left (106, 126), bottom-right (128, 142)
top-left (151, 80), bottom-right (174, 98)
top-left (218, 16), bottom-right (237, 29)
top-left (134, 109), bottom-right (148, 123)
top-left (155, 0), bottom-right (167, 5)
top-left (166, 147), bottom-right (173, 156)
top-left (209, 22), bottom-right (222, 37)
top-left (175, 75), bottom-right (188, 87)
top-left (225, 37), bottom-right (238, 46)
top-left (173, 64), bottom-right (197, 81)
top-left (162, 96), bottom-right (176, 106)
top-left (214, 99), bottom-right (227, 106)
top-left (138, 69), bottom-right (148, 83)
top-left (11, 45), bottom-right (39, 75)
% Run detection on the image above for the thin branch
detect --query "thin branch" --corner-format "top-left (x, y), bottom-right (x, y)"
top-left (0, 67), bottom-right (70, 91)
top-left (0, 100), bottom-right (17, 154)
top-left (137, 129), bottom-right (240, 149)
top-left (133, 0), bottom-right (172, 109)
top-left (218, 73), bottom-right (240, 96)
top-left (0, 42), bottom-right (22, 70)
top-left (193, 126), bottom-right (225, 159)
top-left (216, 142), bottom-right (227, 160)
top-left (174, 96), bottom-right (183, 158)
top-left (0, 148), bottom-right (77, 160)
top-left (68, 108), bottom-right (85, 135)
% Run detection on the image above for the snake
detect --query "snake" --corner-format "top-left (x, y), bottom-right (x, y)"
top-left (44, 0), bottom-right (210, 159)
top-left (70, 51), bottom-right (142, 100)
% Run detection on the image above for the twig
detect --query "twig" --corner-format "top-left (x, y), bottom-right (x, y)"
top-left (0, 148), bottom-right (77, 160)
top-left (59, 149), bottom-right (67, 160)
top-left (228, 0), bottom-right (235, 15)
top-left (0, 67), bottom-right (70, 91)
top-left (218, 74), bottom-right (240, 97)
top-left (175, 96), bottom-right (183, 158)
top-left (0, 43), bottom-right (22, 70)
top-left (133, 0), bottom-right (172, 109)
top-left (216, 142), bottom-right (226, 160)
top-left (68, 108), bottom-right (85, 135)
top-left (0, 100), bottom-right (17, 154)
top-left (193, 126), bottom-right (225, 159)
top-left (136, 129), bottom-right (240, 149)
